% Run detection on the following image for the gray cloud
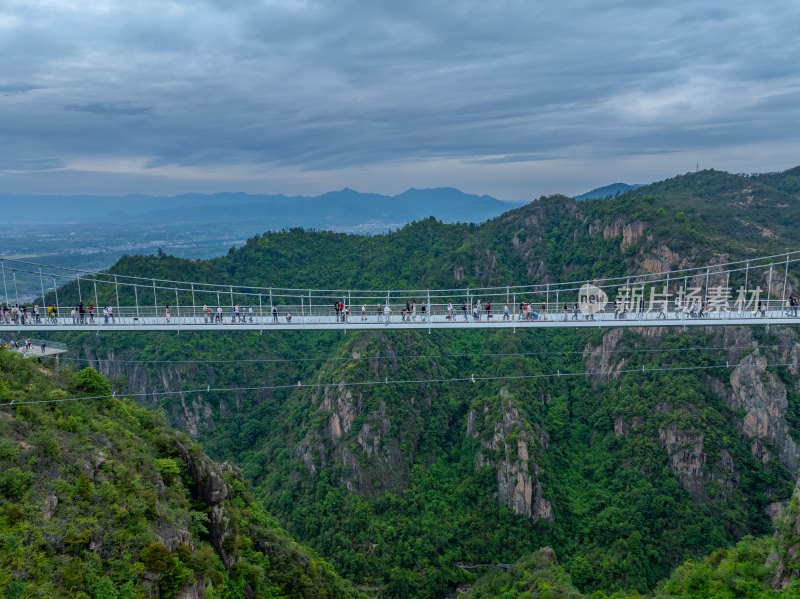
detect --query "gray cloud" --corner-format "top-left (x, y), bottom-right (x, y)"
top-left (0, 0), bottom-right (799, 200)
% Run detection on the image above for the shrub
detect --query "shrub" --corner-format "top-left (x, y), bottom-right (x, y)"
top-left (0, 467), bottom-right (34, 500)
top-left (70, 368), bottom-right (112, 397)
top-left (154, 458), bottom-right (182, 484)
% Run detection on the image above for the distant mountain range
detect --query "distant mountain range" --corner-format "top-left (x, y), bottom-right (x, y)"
top-left (573, 182), bottom-right (644, 201)
top-left (2, 187), bottom-right (523, 229)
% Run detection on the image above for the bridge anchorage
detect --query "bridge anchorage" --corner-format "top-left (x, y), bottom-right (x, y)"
top-left (1, 251), bottom-right (799, 332)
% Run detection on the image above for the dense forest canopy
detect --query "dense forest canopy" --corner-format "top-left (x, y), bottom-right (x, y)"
top-left (6, 167), bottom-right (800, 598)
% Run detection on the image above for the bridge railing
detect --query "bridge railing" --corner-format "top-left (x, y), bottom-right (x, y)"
top-left (1, 249), bottom-right (799, 327)
top-left (1, 299), bottom-right (797, 326)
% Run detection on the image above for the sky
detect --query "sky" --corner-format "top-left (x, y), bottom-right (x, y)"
top-left (1, 0), bottom-right (799, 202)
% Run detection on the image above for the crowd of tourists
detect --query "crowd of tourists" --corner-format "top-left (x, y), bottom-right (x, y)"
top-left (2, 294), bottom-right (800, 325)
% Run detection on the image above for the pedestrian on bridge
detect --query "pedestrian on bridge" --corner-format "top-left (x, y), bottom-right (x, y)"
top-left (272, 305), bottom-right (278, 323)
top-left (165, 305), bottom-right (171, 323)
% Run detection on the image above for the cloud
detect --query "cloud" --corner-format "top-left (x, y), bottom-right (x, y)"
top-left (0, 0), bottom-right (799, 200)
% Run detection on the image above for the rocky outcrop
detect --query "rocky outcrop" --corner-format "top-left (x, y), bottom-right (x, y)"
top-left (467, 389), bottom-right (553, 523)
top-left (657, 423), bottom-right (738, 501)
top-left (621, 221), bottom-right (645, 250)
top-left (86, 347), bottom-right (217, 435)
top-left (728, 352), bottom-right (800, 474)
top-left (768, 477), bottom-right (800, 589)
top-left (584, 329), bottom-right (625, 382)
top-left (297, 379), bottom-right (409, 495)
top-left (594, 219), bottom-right (645, 250)
top-left (42, 494), bottom-right (58, 521)
top-left (174, 439), bottom-right (240, 569)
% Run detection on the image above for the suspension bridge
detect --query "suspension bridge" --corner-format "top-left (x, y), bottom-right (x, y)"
top-left (1, 251), bottom-right (799, 332)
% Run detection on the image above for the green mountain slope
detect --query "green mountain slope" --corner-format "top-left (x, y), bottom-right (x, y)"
top-left (26, 166), bottom-right (800, 597)
top-left (0, 349), bottom-right (364, 599)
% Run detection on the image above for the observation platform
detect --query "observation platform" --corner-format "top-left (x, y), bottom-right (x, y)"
top-left (4, 338), bottom-right (67, 357)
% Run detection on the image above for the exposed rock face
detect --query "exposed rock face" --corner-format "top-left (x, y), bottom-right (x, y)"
top-left (297, 379), bottom-right (409, 495)
top-left (174, 439), bottom-right (239, 569)
top-left (728, 352), bottom-right (800, 474)
top-left (42, 494), bottom-right (58, 521)
top-left (87, 348), bottom-right (216, 435)
top-left (584, 329), bottom-right (625, 382)
top-left (467, 389), bottom-right (553, 523)
top-left (595, 218), bottom-right (645, 250)
top-left (769, 477), bottom-right (800, 589)
top-left (621, 221), bottom-right (645, 250)
top-left (657, 423), bottom-right (737, 501)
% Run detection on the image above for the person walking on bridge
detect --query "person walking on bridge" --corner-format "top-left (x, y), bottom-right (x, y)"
top-left (384, 304), bottom-right (391, 324)
top-left (165, 305), bottom-right (171, 323)
top-left (272, 304), bottom-right (278, 323)
top-left (658, 300), bottom-right (667, 319)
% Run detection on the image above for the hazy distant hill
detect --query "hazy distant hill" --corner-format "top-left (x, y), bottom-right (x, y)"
top-left (1, 187), bottom-right (521, 228)
top-left (573, 182), bottom-right (643, 201)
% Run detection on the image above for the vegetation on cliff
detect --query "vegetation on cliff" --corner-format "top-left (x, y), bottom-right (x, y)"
top-left (0, 349), bottom-right (364, 598)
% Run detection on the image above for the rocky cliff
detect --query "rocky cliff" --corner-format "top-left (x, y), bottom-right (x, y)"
top-left (769, 476), bottom-right (800, 589)
top-left (467, 389), bottom-right (553, 523)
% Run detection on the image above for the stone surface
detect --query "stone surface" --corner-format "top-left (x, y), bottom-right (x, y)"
top-left (41, 494), bottom-right (58, 521)
top-left (469, 389), bottom-right (553, 523)
top-left (729, 352), bottom-right (800, 473)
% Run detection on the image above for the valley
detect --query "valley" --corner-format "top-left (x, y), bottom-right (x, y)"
top-left (3, 168), bottom-right (800, 597)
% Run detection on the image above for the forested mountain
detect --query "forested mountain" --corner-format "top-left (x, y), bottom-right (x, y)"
top-left (573, 182), bottom-right (643, 201)
top-left (15, 166), bottom-right (800, 597)
top-left (0, 351), bottom-right (364, 598)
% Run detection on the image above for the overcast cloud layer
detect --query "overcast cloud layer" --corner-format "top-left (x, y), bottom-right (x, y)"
top-left (1, 0), bottom-right (799, 201)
